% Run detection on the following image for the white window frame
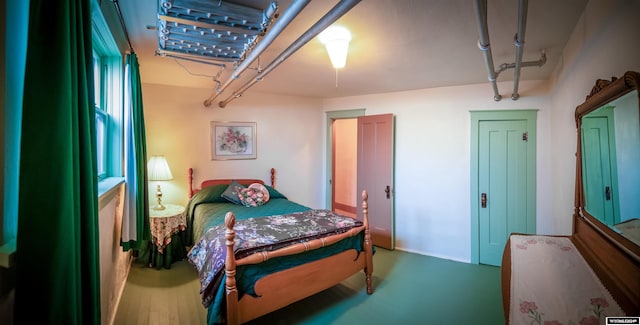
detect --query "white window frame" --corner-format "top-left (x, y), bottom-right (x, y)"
top-left (92, 3), bottom-right (123, 187)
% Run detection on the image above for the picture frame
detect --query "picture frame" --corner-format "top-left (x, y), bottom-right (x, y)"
top-left (211, 121), bottom-right (257, 160)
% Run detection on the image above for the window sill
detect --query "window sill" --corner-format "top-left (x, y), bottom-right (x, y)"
top-left (0, 239), bottom-right (16, 269)
top-left (0, 178), bottom-right (125, 269)
top-left (98, 177), bottom-right (125, 199)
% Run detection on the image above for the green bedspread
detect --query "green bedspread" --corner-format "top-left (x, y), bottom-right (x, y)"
top-left (185, 184), bottom-right (366, 325)
top-left (185, 183), bottom-right (310, 247)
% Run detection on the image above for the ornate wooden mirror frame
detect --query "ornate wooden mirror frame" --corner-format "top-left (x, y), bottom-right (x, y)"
top-left (573, 70), bottom-right (640, 314)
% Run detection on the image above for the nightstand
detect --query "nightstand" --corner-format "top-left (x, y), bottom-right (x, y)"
top-left (148, 203), bottom-right (187, 269)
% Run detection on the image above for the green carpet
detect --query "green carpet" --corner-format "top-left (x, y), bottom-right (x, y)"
top-left (246, 248), bottom-right (504, 324)
top-left (115, 248), bottom-right (504, 325)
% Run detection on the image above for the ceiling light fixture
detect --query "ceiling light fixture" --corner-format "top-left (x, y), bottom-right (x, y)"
top-left (319, 25), bottom-right (351, 87)
top-left (319, 25), bottom-right (351, 69)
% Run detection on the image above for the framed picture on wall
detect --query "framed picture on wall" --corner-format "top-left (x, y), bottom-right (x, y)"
top-left (211, 121), bottom-right (257, 160)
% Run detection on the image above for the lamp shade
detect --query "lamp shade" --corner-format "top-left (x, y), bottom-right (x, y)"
top-left (147, 155), bottom-right (173, 181)
top-left (319, 26), bottom-right (351, 69)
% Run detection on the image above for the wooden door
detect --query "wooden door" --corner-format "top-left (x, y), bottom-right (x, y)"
top-left (471, 110), bottom-right (536, 266)
top-left (357, 114), bottom-right (394, 249)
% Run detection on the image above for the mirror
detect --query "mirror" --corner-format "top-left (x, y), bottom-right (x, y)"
top-left (581, 90), bottom-right (640, 245)
top-left (575, 71), bottom-right (640, 256)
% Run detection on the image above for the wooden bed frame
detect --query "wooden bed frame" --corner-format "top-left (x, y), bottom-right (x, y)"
top-left (502, 72), bottom-right (640, 322)
top-left (187, 168), bottom-right (374, 324)
top-left (188, 167), bottom-right (277, 199)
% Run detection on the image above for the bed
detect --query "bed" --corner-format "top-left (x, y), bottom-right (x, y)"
top-left (185, 168), bottom-right (374, 325)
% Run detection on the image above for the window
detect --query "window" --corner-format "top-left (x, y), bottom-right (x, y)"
top-left (93, 50), bottom-right (108, 179)
top-left (92, 4), bottom-right (123, 185)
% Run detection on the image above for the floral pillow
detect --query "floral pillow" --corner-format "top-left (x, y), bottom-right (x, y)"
top-left (238, 183), bottom-right (270, 207)
top-left (221, 180), bottom-right (245, 205)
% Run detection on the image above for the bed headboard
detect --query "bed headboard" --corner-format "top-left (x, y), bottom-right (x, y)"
top-left (188, 167), bottom-right (276, 198)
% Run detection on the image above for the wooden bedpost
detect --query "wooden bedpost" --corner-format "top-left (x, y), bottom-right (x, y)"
top-left (270, 168), bottom-right (276, 188)
top-left (361, 190), bottom-right (374, 294)
top-left (224, 212), bottom-right (239, 325)
top-left (188, 168), bottom-right (194, 198)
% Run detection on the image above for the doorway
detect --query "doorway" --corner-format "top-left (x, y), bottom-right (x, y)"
top-left (332, 118), bottom-right (358, 217)
top-left (326, 110), bottom-right (396, 249)
top-left (325, 109), bottom-right (365, 212)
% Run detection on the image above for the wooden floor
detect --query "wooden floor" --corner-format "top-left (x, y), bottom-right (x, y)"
top-left (113, 248), bottom-right (504, 325)
top-left (113, 260), bottom-right (206, 325)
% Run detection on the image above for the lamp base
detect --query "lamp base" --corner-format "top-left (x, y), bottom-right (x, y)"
top-left (153, 184), bottom-right (165, 210)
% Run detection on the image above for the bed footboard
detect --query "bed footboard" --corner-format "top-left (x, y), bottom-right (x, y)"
top-left (224, 190), bottom-right (373, 324)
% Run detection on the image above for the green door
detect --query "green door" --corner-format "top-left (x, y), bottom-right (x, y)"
top-left (471, 110), bottom-right (536, 266)
top-left (581, 112), bottom-right (619, 226)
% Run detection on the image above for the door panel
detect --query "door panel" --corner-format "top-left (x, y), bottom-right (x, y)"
top-left (478, 120), bottom-right (531, 266)
top-left (357, 114), bottom-right (394, 249)
top-left (581, 115), bottom-right (619, 225)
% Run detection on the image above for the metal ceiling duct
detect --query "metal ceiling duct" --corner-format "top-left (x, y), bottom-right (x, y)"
top-left (474, 0), bottom-right (546, 101)
top-left (218, 0), bottom-right (362, 108)
top-left (512, 0), bottom-right (528, 100)
top-left (203, 0), bottom-right (312, 107)
top-left (474, 0), bottom-right (501, 101)
top-left (156, 0), bottom-right (361, 108)
top-left (157, 0), bottom-right (278, 61)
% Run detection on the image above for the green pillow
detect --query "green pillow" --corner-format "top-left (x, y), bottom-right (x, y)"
top-left (190, 184), bottom-right (229, 204)
top-left (264, 185), bottom-right (287, 200)
top-left (221, 180), bottom-right (245, 205)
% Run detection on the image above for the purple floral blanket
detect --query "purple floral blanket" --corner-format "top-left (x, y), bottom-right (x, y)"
top-left (187, 209), bottom-right (362, 307)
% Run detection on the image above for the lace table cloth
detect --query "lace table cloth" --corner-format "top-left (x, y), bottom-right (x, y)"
top-left (150, 204), bottom-right (186, 253)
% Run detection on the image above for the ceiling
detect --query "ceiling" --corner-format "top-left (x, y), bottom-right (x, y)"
top-left (116, 0), bottom-right (589, 104)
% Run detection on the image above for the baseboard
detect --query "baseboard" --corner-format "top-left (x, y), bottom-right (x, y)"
top-left (109, 252), bottom-right (133, 325)
top-left (394, 246), bottom-right (470, 264)
top-left (334, 202), bottom-right (356, 214)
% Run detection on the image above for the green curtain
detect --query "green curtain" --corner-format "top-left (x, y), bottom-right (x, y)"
top-left (14, 0), bottom-right (100, 324)
top-left (122, 53), bottom-right (150, 251)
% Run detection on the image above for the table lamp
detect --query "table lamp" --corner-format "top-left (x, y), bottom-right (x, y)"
top-left (147, 155), bottom-right (173, 210)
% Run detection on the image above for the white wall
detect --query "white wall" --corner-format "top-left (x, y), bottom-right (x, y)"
top-left (141, 0), bottom-right (640, 264)
top-left (548, 0), bottom-right (640, 235)
top-left (320, 0), bottom-right (640, 262)
top-left (98, 183), bottom-right (131, 325)
top-left (322, 80), bottom-right (550, 262)
top-left (143, 84), bottom-right (325, 208)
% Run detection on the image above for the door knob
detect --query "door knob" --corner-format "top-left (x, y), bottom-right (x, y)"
top-left (605, 186), bottom-right (611, 201)
top-left (481, 193), bottom-right (487, 208)
top-left (385, 185), bottom-right (391, 199)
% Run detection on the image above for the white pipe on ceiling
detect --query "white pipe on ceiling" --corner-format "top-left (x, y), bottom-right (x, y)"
top-left (218, 0), bottom-right (362, 108)
top-left (475, 0), bottom-right (546, 101)
top-left (474, 0), bottom-right (502, 101)
top-left (495, 50), bottom-right (546, 77)
top-left (203, 0), bottom-right (311, 107)
top-left (512, 0), bottom-right (528, 100)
